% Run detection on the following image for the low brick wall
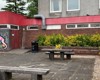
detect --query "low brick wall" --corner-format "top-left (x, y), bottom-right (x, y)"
top-left (39, 46), bottom-right (100, 55)
top-left (24, 28), bottom-right (100, 48)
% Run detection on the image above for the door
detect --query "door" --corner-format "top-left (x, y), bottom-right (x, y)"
top-left (11, 30), bottom-right (22, 49)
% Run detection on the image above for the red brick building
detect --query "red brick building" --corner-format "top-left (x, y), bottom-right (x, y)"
top-left (0, 11), bottom-right (100, 50)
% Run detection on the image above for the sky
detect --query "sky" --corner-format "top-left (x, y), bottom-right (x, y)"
top-left (0, 0), bottom-right (28, 11)
top-left (0, 1), bottom-right (6, 11)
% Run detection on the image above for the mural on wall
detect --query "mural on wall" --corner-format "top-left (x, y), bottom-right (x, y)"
top-left (0, 29), bottom-right (10, 50)
top-left (0, 36), bottom-right (7, 49)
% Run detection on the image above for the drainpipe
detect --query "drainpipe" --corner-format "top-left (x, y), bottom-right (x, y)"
top-left (34, 14), bottom-right (46, 30)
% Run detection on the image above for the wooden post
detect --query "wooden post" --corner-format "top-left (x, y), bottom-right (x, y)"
top-left (31, 74), bottom-right (42, 80)
top-left (60, 52), bottom-right (64, 60)
top-left (49, 51), bottom-right (54, 60)
top-left (37, 75), bottom-right (42, 80)
top-left (0, 72), bottom-right (12, 80)
top-left (67, 54), bottom-right (71, 59)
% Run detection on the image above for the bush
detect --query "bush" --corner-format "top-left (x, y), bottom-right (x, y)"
top-left (44, 35), bottom-right (51, 46)
top-left (75, 34), bottom-right (91, 47)
top-left (90, 33), bottom-right (100, 47)
top-left (37, 33), bottom-right (100, 47)
top-left (49, 34), bottom-right (65, 46)
top-left (37, 35), bottom-right (46, 46)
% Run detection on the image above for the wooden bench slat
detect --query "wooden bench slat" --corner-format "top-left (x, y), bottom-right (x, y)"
top-left (45, 52), bottom-right (50, 54)
top-left (45, 52), bottom-right (60, 54)
top-left (0, 66), bottom-right (50, 80)
top-left (0, 66), bottom-right (49, 75)
top-left (64, 52), bottom-right (75, 55)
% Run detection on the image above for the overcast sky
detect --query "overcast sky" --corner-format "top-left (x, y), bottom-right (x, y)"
top-left (0, 0), bottom-right (28, 11)
top-left (0, 1), bottom-right (7, 11)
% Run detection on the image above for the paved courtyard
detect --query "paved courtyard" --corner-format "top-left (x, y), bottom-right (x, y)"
top-left (0, 50), bottom-right (100, 80)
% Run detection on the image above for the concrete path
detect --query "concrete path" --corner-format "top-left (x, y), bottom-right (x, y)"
top-left (92, 56), bottom-right (100, 80)
top-left (0, 49), bottom-right (30, 54)
top-left (0, 50), bottom-right (99, 80)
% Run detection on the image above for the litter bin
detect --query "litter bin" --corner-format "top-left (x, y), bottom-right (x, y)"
top-left (31, 40), bottom-right (38, 52)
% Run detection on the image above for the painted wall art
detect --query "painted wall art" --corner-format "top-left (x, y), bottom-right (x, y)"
top-left (0, 29), bottom-right (10, 50)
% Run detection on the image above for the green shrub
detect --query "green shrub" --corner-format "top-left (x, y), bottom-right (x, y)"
top-left (37, 33), bottom-right (100, 47)
top-left (49, 34), bottom-right (65, 46)
top-left (44, 35), bottom-right (51, 46)
top-left (90, 33), bottom-right (100, 47)
top-left (75, 34), bottom-right (91, 47)
top-left (37, 35), bottom-right (46, 46)
top-left (65, 35), bottom-right (77, 46)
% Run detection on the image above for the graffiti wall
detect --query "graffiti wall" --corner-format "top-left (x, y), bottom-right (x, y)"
top-left (0, 29), bottom-right (10, 50)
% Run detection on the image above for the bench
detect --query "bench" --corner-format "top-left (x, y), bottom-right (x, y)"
top-left (45, 51), bottom-right (75, 60)
top-left (0, 66), bottom-right (50, 80)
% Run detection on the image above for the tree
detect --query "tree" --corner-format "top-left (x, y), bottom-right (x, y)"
top-left (27, 0), bottom-right (38, 18)
top-left (2, 0), bottom-right (26, 15)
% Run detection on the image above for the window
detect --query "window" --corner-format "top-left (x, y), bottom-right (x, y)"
top-left (50, 0), bottom-right (62, 13)
top-left (0, 24), bottom-right (19, 30)
top-left (67, 0), bottom-right (80, 11)
top-left (27, 26), bottom-right (38, 30)
top-left (90, 23), bottom-right (100, 27)
top-left (66, 23), bottom-right (100, 29)
top-left (66, 24), bottom-right (76, 29)
top-left (47, 25), bottom-right (61, 30)
top-left (10, 25), bottom-right (19, 30)
top-left (77, 24), bottom-right (88, 28)
top-left (66, 23), bottom-right (89, 29)
top-left (0, 25), bottom-right (8, 29)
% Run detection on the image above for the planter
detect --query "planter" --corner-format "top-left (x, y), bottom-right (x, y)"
top-left (39, 46), bottom-right (99, 55)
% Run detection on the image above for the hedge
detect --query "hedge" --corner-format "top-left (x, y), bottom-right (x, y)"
top-left (37, 33), bottom-right (100, 47)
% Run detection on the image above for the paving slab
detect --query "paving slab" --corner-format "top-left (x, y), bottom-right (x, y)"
top-left (0, 49), bottom-right (30, 54)
top-left (0, 51), bottom-right (99, 80)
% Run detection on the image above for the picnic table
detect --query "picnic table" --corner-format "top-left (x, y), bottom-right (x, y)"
top-left (42, 49), bottom-right (75, 60)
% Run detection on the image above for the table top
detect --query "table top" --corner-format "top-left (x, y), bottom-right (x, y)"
top-left (42, 48), bottom-right (73, 52)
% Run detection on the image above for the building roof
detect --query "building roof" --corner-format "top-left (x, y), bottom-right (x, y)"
top-left (0, 11), bottom-right (100, 26)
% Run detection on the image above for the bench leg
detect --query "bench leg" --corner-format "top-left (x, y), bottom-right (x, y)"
top-left (60, 52), bottom-right (64, 60)
top-left (49, 51), bottom-right (54, 60)
top-left (67, 54), bottom-right (71, 59)
top-left (0, 72), bottom-right (12, 80)
top-left (37, 75), bottom-right (42, 80)
top-left (31, 74), bottom-right (42, 80)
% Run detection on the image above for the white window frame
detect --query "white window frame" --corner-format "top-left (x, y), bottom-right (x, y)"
top-left (10, 24), bottom-right (19, 30)
top-left (0, 24), bottom-right (9, 29)
top-left (50, 0), bottom-right (62, 13)
top-left (90, 23), bottom-right (100, 28)
top-left (47, 25), bottom-right (61, 30)
top-left (66, 23), bottom-right (100, 29)
top-left (66, 23), bottom-right (89, 29)
top-left (66, 24), bottom-right (77, 29)
top-left (27, 25), bottom-right (38, 30)
top-left (77, 23), bottom-right (89, 28)
top-left (0, 24), bottom-right (19, 30)
top-left (67, 0), bottom-right (80, 11)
